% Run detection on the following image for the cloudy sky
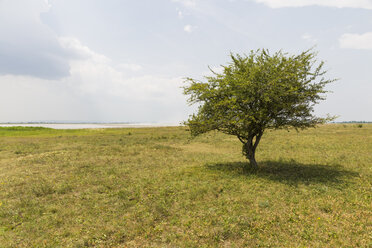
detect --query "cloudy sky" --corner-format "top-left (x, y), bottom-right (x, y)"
top-left (0, 0), bottom-right (371, 123)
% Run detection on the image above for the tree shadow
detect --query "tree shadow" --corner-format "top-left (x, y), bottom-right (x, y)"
top-left (205, 160), bottom-right (358, 186)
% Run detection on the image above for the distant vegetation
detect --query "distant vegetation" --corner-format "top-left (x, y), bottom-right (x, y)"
top-left (0, 125), bottom-right (370, 247)
top-left (0, 126), bottom-right (51, 131)
top-left (333, 121), bottom-right (372, 123)
top-left (0, 126), bottom-right (84, 137)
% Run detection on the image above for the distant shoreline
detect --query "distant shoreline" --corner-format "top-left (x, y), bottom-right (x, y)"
top-left (0, 123), bottom-right (180, 129)
top-left (0, 122), bottom-right (370, 130)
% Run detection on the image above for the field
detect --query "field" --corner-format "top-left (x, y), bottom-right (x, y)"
top-left (0, 124), bottom-right (371, 247)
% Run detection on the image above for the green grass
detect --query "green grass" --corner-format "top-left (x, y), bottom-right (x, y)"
top-left (0, 124), bottom-right (371, 247)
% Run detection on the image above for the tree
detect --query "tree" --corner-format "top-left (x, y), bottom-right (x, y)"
top-left (183, 49), bottom-right (335, 168)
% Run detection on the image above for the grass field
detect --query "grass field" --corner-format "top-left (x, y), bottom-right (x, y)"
top-left (0, 124), bottom-right (371, 247)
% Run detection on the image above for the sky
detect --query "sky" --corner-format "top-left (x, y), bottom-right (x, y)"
top-left (0, 0), bottom-right (371, 123)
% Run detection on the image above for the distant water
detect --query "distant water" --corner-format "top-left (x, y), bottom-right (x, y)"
top-left (0, 123), bottom-right (179, 129)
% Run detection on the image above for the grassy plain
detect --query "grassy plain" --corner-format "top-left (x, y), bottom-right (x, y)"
top-left (0, 124), bottom-right (371, 247)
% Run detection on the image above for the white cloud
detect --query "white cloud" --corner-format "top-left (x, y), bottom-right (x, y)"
top-left (66, 58), bottom-right (182, 102)
top-left (0, 75), bottom-right (96, 122)
top-left (44, 0), bottom-right (52, 9)
top-left (339, 32), bottom-right (372, 50)
top-left (56, 37), bottom-right (183, 102)
top-left (172, 0), bottom-right (197, 8)
top-left (184, 24), bottom-right (195, 33)
top-left (58, 37), bottom-right (110, 63)
top-left (116, 63), bottom-right (143, 72)
top-left (301, 33), bottom-right (318, 43)
top-left (253, 0), bottom-right (372, 9)
top-left (178, 10), bottom-right (184, 19)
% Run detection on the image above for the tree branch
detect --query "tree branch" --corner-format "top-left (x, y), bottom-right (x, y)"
top-left (237, 135), bottom-right (245, 144)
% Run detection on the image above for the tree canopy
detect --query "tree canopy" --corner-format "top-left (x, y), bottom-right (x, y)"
top-left (183, 49), bottom-right (335, 168)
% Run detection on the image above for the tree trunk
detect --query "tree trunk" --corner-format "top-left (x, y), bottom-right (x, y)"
top-left (248, 154), bottom-right (258, 169)
top-left (244, 144), bottom-right (258, 169)
top-left (241, 132), bottom-right (263, 169)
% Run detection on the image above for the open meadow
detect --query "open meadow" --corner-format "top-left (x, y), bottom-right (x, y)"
top-left (0, 124), bottom-right (371, 247)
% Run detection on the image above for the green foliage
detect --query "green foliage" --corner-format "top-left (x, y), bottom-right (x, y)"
top-left (184, 49), bottom-right (336, 166)
top-left (0, 126), bottom-right (50, 131)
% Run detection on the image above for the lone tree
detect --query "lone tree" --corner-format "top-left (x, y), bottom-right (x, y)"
top-left (183, 49), bottom-right (335, 168)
